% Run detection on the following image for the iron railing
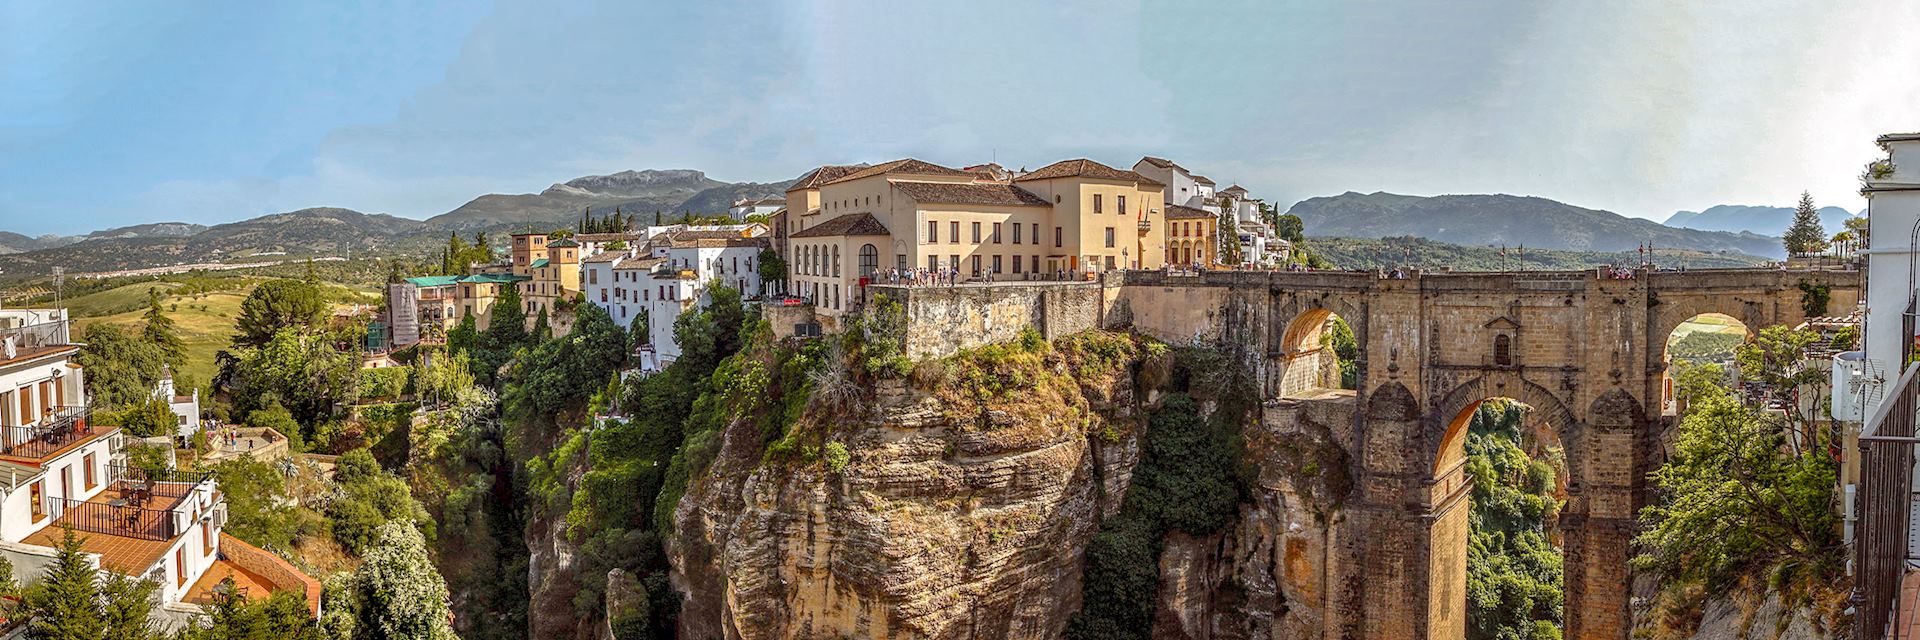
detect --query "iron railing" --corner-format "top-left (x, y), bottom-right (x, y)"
top-left (1853, 360), bottom-right (1920, 640)
top-left (108, 463), bottom-right (213, 488)
top-left (45, 494), bottom-right (180, 541)
top-left (0, 406), bottom-right (96, 459)
top-left (0, 319), bottom-right (69, 356)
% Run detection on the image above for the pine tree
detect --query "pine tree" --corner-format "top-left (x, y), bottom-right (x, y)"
top-left (1782, 191), bottom-right (1829, 256)
top-left (19, 527), bottom-right (160, 640)
top-left (142, 289), bottom-right (186, 372)
top-left (532, 307), bottom-right (551, 341)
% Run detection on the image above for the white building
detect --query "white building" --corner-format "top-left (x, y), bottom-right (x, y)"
top-left (153, 366), bottom-right (201, 441)
top-left (572, 231), bottom-right (643, 258)
top-left (0, 308), bottom-right (309, 628)
top-left (1133, 157), bottom-right (1219, 213)
top-left (582, 230), bottom-right (771, 372)
top-left (729, 197), bottom-right (785, 220)
top-left (1134, 158), bottom-right (1278, 267)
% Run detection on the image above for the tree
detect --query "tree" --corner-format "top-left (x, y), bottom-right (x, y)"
top-left (321, 522), bottom-right (459, 640)
top-left (76, 323), bottom-right (164, 410)
top-left (329, 449), bottom-right (432, 554)
top-left (1633, 379), bottom-right (1844, 632)
top-left (228, 329), bottom-right (358, 428)
top-left (234, 279), bottom-right (327, 348)
top-left (212, 457), bottom-right (301, 551)
top-left (446, 312), bottom-right (478, 355)
top-left (177, 584), bottom-right (321, 640)
top-left (119, 396), bottom-right (178, 439)
top-left (1782, 191), bottom-right (1829, 256)
top-left (531, 307), bottom-right (551, 342)
top-left (1734, 325), bottom-right (1825, 434)
top-left (1273, 213), bottom-right (1305, 244)
top-left (1844, 216), bottom-right (1869, 249)
top-left (140, 289), bottom-right (185, 372)
top-left (1215, 197), bottom-right (1243, 266)
top-left (19, 527), bottom-right (159, 640)
top-left (756, 248), bottom-right (786, 295)
top-left (472, 285), bottom-right (528, 384)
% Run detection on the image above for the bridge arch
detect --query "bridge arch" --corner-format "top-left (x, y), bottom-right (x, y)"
top-left (1271, 293), bottom-right (1367, 400)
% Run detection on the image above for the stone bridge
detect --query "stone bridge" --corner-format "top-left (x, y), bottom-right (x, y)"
top-left (1108, 266), bottom-right (1861, 640)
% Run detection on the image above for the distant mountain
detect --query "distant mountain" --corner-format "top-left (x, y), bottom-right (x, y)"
top-left (1663, 204), bottom-right (1857, 236)
top-left (0, 232), bottom-right (75, 255)
top-left (1287, 192), bottom-right (1784, 258)
top-left (0, 208), bottom-right (431, 276)
top-left (673, 181), bottom-right (793, 217)
top-left (1309, 236), bottom-right (1769, 271)
top-left (426, 169), bottom-right (728, 232)
top-left (77, 222), bottom-right (208, 241)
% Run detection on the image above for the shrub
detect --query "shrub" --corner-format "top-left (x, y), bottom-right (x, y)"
top-left (822, 442), bottom-right (849, 473)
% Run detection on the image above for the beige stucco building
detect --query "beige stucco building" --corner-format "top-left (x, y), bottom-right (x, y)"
top-left (781, 158), bottom-right (1168, 321)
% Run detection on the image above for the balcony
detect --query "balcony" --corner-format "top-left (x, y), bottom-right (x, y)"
top-left (0, 406), bottom-right (102, 461)
top-left (44, 465), bottom-right (217, 542)
top-left (0, 318), bottom-right (71, 360)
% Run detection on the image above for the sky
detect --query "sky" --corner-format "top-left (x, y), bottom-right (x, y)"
top-left (3, 0), bottom-right (1918, 237)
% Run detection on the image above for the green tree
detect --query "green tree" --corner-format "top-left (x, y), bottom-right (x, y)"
top-left (141, 289), bottom-right (185, 372)
top-left (1782, 191), bottom-right (1829, 256)
top-left (472, 285), bottom-right (528, 384)
top-left (119, 396), bottom-right (178, 439)
top-left (20, 528), bottom-right (159, 640)
top-left (234, 279), bottom-right (327, 348)
top-left (228, 329), bottom-right (358, 428)
top-left (177, 584), bottom-right (321, 640)
top-left (1734, 325), bottom-right (1824, 432)
top-left (1273, 213), bottom-right (1305, 244)
top-left (321, 522), bottom-right (459, 640)
top-left (1462, 401), bottom-right (1564, 640)
top-left (756, 248), bottom-right (786, 293)
top-left (212, 456), bottom-right (302, 551)
top-left (1633, 379), bottom-right (1844, 632)
top-left (76, 323), bottom-right (165, 410)
top-left (531, 307), bottom-right (551, 342)
top-left (329, 449), bottom-right (433, 554)
top-left (1216, 197), bottom-right (1243, 266)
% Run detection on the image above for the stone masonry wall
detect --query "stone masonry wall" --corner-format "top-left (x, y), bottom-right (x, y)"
top-left (873, 282), bottom-right (1104, 360)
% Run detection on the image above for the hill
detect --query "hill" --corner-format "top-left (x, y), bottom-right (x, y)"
top-left (1306, 235), bottom-right (1769, 271)
top-left (1663, 204), bottom-right (1857, 236)
top-left (424, 169), bottom-right (729, 232)
top-left (0, 208), bottom-right (432, 276)
top-left (673, 181), bottom-right (793, 216)
top-left (1288, 192), bottom-right (1786, 258)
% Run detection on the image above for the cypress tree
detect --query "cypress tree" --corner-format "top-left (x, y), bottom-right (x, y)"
top-left (142, 288), bottom-right (186, 372)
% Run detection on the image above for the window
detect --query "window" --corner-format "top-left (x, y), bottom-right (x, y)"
top-left (897, 255), bottom-right (907, 271)
top-left (950, 254), bottom-right (959, 271)
top-left (1494, 334), bottom-right (1513, 367)
top-left (1031, 255), bottom-right (1040, 273)
top-left (992, 255), bottom-right (1002, 273)
top-left (1012, 256), bottom-right (1022, 274)
top-left (1013, 224), bottom-right (1023, 244)
top-left (203, 521), bottom-right (214, 555)
top-left (858, 244), bottom-right (879, 278)
top-left (589, 270), bottom-right (598, 285)
top-left (1104, 227), bottom-right (1115, 248)
top-left (83, 453), bottom-right (95, 489)
top-left (1054, 227), bottom-right (1063, 248)
top-left (950, 222), bottom-right (960, 244)
top-left (1105, 256), bottom-right (1116, 271)
top-left (29, 481), bottom-right (42, 522)
top-left (971, 255), bottom-right (981, 274)
top-left (928, 220), bottom-right (938, 243)
top-left (832, 245), bottom-right (841, 278)
top-left (992, 222), bottom-right (1002, 244)
top-left (59, 466), bottom-right (69, 501)
top-left (1093, 194), bottom-right (1103, 213)
top-left (928, 255), bottom-right (939, 271)
top-left (601, 290), bottom-right (608, 303)
top-left (1117, 195), bottom-right (1127, 215)
top-left (176, 547), bottom-right (187, 586)
top-left (1031, 224), bottom-right (1039, 245)
top-left (971, 222), bottom-right (981, 243)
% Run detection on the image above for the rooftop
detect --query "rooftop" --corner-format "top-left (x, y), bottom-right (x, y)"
top-left (790, 212), bottom-right (890, 238)
top-left (1167, 204), bottom-right (1217, 219)
top-left (891, 181), bottom-right (1050, 207)
top-left (823, 158), bottom-right (971, 185)
top-left (403, 273), bottom-right (530, 288)
top-left (787, 164), bottom-right (871, 192)
top-left (1014, 158), bottom-right (1163, 186)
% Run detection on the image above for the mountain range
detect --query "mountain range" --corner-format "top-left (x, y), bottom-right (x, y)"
top-left (1663, 204), bottom-right (1857, 236)
top-left (0, 170), bottom-right (791, 277)
top-left (1288, 192), bottom-right (1785, 258)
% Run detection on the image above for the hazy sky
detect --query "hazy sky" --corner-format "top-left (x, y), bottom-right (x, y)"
top-left (3, 0), bottom-right (1917, 236)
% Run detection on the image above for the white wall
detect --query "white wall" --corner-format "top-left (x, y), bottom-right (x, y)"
top-left (1862, 138), bottom-right (1920, 411)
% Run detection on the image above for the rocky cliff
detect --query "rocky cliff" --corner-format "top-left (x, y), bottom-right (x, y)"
top-left (665, 333), bottom-right (1357, 640)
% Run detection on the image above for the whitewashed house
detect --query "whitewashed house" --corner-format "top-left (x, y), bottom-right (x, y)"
top-left (582, 229), bottom-right (771, 372)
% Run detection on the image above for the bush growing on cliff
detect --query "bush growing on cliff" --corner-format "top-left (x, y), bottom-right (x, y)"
top-left (1463, 400), bottom-right (1565, 640)
top-left (1068, 348), bottom-right (1255, 640)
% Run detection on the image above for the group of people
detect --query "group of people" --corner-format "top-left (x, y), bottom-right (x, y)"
top-left (878, 267), bottom-right (966, 287)
top-left (1603, 266), bottom-right (1638, 280)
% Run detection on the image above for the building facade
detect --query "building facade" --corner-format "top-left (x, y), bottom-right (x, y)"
top-left (386, 273), bottom-right (531, 348)
top-left (782, 158), bottom-right (1168, 322)
top-left (581, 229), bottom-right (770, 371)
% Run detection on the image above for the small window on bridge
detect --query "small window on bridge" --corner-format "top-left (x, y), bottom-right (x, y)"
top-left (1493, 334), bottom-right (1512, 367)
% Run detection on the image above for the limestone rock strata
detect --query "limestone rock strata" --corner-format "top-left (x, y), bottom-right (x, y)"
top-left (673, 375), bottom-right (1141, 640)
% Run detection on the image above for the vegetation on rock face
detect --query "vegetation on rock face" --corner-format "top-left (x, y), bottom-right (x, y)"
top-left (1463, 400), bottom-right (1565, 640)
top-left (1066, 349), bottom-right (1254, 640)
top-left (1635, 329), bottom-right (1848, 638)
top-left (320, 522), bottom-right (461, 640)
top-left (1322, 315), bottom-right (1358, 389)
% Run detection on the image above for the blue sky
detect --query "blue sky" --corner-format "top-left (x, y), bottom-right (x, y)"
top-left (3, 0), bottom-right (1918, 236)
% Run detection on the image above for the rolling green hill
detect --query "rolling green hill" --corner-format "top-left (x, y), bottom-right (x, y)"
top-left (1306, 236), bottom-right (1768, 271)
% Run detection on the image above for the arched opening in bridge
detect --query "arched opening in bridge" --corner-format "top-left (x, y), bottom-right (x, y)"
top-left (1275, 307), bottom-right (1356, 400)
top-left (1661, 312), bottom-right (1753, 417)
top-left (1437, 397), bottom-right (1568, 640)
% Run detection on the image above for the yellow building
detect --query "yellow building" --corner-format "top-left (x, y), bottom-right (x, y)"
top-left (392, 273), bottom-right (529, 345)
top-left (523, 237), bottom-right (581, 319)
top-left (1165, 204), bottom-right (1218, 268)
top-left (783, 158), bottom-right (1167, 320)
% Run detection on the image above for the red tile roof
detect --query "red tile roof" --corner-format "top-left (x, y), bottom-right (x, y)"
top-left (786, 165), bottom-right (870, 192)
top-left (1014, 159), bottom-right (1164, 186)
top-left (1167, 204), bottom-right (1217, 220)
top-left (790, 213), bottom-right (891, 238)
top-left (823, 159), bottom-right (971, 185)
top-left (891, 182), bottom-right (1049, 207)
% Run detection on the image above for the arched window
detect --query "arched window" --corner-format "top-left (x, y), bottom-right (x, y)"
top-left (832, 245), bottom-right (841, 278)
top-left (1493, 334), bottom-right (1512, 367)
top-left (858, 244), bottom-right (879, 278)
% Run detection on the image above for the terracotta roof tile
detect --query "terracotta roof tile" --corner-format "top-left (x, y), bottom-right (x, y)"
top-left (790, 213), bottom-right (891, 238)
top-left (1167, 204), bottom-right (1217, 220)
top-left (786, 164), bottom-right (870, 192)
top-left (892, 182), bottom-right (1049, 207)
top-left (823, 159), bottom-right (971, 185)
top-left (1014, 159), bottom-right (1164, 186)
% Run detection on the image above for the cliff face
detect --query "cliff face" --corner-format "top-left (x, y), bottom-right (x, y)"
top-left (667, 335), bottom-right (1356, 640)
top-left (670, 345), bottom-right (1144, 639)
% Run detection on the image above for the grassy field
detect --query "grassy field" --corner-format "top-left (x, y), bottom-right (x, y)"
top-left (69, 278), bottom-right (379, 387)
